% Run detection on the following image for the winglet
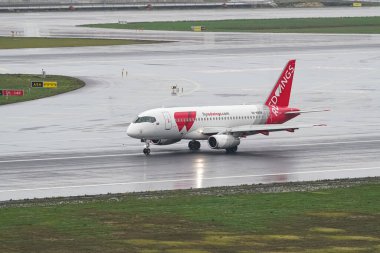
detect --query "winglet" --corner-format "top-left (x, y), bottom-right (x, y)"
top-left (265, 59), bottom-right (296, 109)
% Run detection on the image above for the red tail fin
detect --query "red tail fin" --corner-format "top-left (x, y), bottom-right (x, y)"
top-left (265, 59), bottom-right (296, 109)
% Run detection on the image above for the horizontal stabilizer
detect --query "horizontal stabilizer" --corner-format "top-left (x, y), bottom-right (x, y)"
top-left (285, 109), bottom-right (330, 115)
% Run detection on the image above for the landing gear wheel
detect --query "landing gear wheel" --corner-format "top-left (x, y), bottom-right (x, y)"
top-left (226, 146), bottom-right (238, 154)
top-left (143, 140), bottom-right (151, 155)
top-left (188, 140), bottom-right (201, 151)
top-left (143, 148), bottom-right (151, 155)
top-left (195, 141), bottom-right (201, 150)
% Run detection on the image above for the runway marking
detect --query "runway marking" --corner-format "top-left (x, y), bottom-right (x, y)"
top-left (278, 139), bottom-right (380, 147)
top-left (0, 152), bottom-right (139, 163)
top-left (199, 66), bottom-right (375, 74)
top-left (0, 166), bottom-right (379, 194)
top-left (1, 139), bottom-right (380, 163)
top-left (16, 49), bottom-right (380, 66)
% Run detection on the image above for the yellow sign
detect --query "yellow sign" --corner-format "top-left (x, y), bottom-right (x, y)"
top-left (353, 2), bottom-right (362, 7)
top-left (43, 81), bottom-right (58, 88)
top-left (193, 26), bottom-right (202, 32)
top-left (191, 26), bottom-right (205, 32)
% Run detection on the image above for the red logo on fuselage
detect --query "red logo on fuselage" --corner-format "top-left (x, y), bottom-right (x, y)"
top-left (174, 111), bottom-right (196, 132)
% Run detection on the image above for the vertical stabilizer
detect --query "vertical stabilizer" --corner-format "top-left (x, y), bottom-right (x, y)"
top-left (265, 59), bottom-right (296, 109)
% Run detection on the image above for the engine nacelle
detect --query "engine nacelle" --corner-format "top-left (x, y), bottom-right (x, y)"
top-left (208, 135), bottom-right (240, 149)
top-left (151, 139), bottom-right (181, 145)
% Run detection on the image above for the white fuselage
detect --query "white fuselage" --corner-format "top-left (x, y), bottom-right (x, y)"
top-left (127, 104), bottom-right (270, 140)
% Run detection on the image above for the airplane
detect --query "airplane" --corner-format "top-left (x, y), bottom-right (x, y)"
top-left (127, 59), bottom-right (326, 155)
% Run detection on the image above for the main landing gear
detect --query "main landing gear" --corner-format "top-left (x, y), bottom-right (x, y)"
top-left (143, 140), bottom-right (151, 156)
top-left (188, 140), bottom-right (201, 151)
top-left (225, 146), bottom-right (238, 154)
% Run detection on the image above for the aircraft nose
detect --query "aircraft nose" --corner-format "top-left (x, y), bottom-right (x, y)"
top-left (127, 124), bottom-right (140, 138)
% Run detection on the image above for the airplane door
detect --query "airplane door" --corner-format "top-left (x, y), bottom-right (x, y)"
top-left (162, 112), bottom-right (172, 130)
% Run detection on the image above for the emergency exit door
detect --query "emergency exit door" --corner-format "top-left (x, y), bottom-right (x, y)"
top-left (162, 112), bottom-right (172, 130)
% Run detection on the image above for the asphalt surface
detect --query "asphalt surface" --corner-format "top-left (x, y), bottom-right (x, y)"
top-left (1, 7), bottom-right (380, 200)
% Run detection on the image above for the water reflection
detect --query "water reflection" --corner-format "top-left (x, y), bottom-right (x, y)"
top-left (194, 158), bottom-right (205, 188)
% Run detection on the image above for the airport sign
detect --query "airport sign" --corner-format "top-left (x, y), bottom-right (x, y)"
top-left (1, 89), bottom-right (24, 96)
top-left (31, 81), bottom-right (58, 88)
top-left (191, 26), bottom-right (205, 32)
top-left (43, 81), bottom-right (58, 88)
top-left (31, 81), bottom-right (44, 88)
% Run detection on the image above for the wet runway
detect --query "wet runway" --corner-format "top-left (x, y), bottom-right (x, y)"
top-left (1, 8), bottom-right (380, 200)
top-left (1, 136), bottom-right (380, 200)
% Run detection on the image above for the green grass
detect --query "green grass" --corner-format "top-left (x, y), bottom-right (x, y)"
top-left (81, 16), bottom-right (380, 34)
top-left (0, 37), bottom-right (163, 49)
top-left (0, 179), bottom-right (379, 253)
top-left (0, 74), bottom-right (85, 105)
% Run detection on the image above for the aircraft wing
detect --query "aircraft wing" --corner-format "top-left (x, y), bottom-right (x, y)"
top-left (199, 127), bottom-right (228, 136)
top-left (201, 124), bottom-right (325, 137)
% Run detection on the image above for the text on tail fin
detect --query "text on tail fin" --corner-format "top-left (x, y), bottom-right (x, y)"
top-left (265, 59), bottom-right (296, 116)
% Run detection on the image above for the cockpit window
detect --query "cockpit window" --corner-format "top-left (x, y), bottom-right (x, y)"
top-left (134, 116), bottom-right (156, 123)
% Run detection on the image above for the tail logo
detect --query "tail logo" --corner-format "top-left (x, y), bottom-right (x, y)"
top-left (266, 60), bottom-right (295, 116)
top-left (274, 66), bottom-right (294, 98)
top-left (275, 86), bottom-right (282, 97)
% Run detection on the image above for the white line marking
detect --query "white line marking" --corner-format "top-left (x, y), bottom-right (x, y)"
top-left (0, 167), bottom-right (379, 193)
top-left (1, 139), bottom-right (379, 163)
top-left (279, 139), bottom-right (380, 147)
top-left (30, 50), bottom-right (380, 65)
top-left (0, 152), bottom-right (141, 163)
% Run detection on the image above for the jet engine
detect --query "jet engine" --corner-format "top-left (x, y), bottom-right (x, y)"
top-left (151, 139), bottom-right (181, 145)
top-left (208, 135), bottom-right (240, 149)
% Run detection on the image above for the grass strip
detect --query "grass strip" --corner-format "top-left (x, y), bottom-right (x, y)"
top-left (81, 16), bottom-right (380, 34)
top-left (0, 74), bottom-right (85, 105)
top-left (0, 37), bottom-right (163, 49)
top-left (1, 177), bottom-right (379, 252)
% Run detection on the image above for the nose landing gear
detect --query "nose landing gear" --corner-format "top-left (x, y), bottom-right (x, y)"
top-left (143, 148), bottom-right (150, 155)
top-left (143, 140), bottom-right (151, 156)
top-left (188, 140), bottom-right (201, 151)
